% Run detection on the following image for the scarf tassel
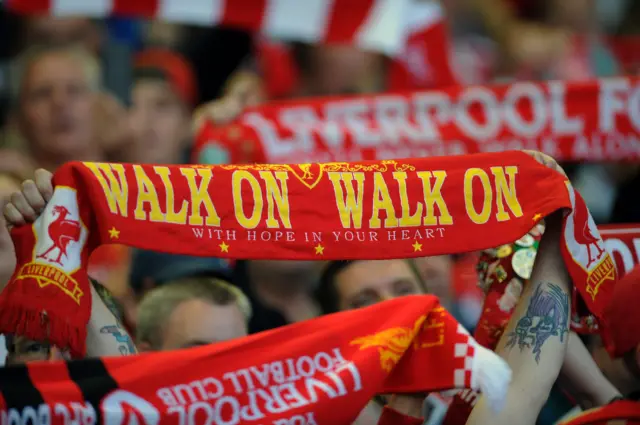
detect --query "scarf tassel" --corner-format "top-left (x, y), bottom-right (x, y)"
top-left (472, 343), bottom-right (512, 413)
top-left (0, 295), bottom-right (85, 358)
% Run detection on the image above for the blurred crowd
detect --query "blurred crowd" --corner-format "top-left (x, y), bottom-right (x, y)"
top-left (0, 0), bottom-right (638, 424)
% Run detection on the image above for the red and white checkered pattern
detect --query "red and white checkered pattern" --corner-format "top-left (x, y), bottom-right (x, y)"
top-left (6, 0), bottom-right (411, 54)
top-left (453, 324), bottom-right (475, 389)
top-left (454, 323), bottom-right (511, 414)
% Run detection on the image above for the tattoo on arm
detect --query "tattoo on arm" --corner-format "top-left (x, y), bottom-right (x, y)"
top-left (100, 324), bottom-right (136, 355)
top-left (505, 282), bottom-right (569, 363)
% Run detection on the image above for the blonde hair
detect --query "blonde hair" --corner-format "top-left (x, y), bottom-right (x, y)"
top-left (9, 43), bottom-right (101, 108)
top-left (136, 277), bottom-right (252, 350)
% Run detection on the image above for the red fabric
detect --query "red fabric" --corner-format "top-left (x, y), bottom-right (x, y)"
top-left (377, 406), bottom-right (423, 425)
top-left (387, 2), bottom-right (457, 91)
top-left (0, 152), bottom-right (617, 358)
top-left (134, 49), bottom-right (197, 106)
top-left (0, 296), bottom-right (496, 425)
top-left (6, 0), bottom-right (406, 55)
top-left (603, 265), bottom-right (640, 357)
top-left (256, 40), bottom-right (299, 99)
top-left (452, 253), bottom-right (482, 299)
top-left (194, 77), bottom-right (640, 165)
top-left (608, 36), bottom-right (640, 74)
top-left (599, 224), bottom-right (640, 276)
top-left (558, 400), bottom-right (640, 424)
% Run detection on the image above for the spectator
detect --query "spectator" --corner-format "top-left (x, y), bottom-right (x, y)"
top-left (128, 251), bottom-right (231, 327)
top-left (289, 43), bottom-right (385, 97)
top-left (315, 259), bottom-right (453, 424)
top-left (126, 48), bottom-right (197, 164)
top-left (8, 44), bottom-right (113, 170)
top-left (545, 0), bottom-right (620, 80)
top-left (233, 260), bottom-right (322, 334)
top-left (20, 16), bottom-right (135, 103)
top-left (136, 277), bottom-right (250, 351)
top-left (316, 260), bottom-right (424, 313)
top-left (21, 17), bottom-right (102, 54)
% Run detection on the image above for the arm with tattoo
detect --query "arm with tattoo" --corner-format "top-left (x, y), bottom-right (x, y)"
top-left (85, 281), bottom-right (138, 357)
top-left (467, 212), bottom-right (571, 425)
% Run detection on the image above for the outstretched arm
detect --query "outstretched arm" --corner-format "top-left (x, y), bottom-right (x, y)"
top-left (467, 212), bottom-right (571, 425)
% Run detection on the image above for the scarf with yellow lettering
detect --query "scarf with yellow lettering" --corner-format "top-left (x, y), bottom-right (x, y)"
top-left (0, 296), bottom-right (513, 425)
top-left (0, 151), bottom-right (616, 357)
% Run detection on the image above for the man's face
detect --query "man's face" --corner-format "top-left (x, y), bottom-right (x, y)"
top-left (129, 80), bottom-right (189, 164)
top-left (5, 336), bottom-right (70, 365)
top-left (158, 299), bottom-right (247, 350)
top-left (19, 52), bottom-right (94, 159)
top-left (413, 256), bottom-right (453, 304)
top-left (334, 260), bottom-right (424, 311)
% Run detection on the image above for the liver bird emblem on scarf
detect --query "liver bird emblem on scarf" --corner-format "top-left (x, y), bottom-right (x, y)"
top-left (350, 312), bottom-right (443, 372)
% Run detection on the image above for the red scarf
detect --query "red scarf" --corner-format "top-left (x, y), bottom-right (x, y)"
top-left (194, 78), bottom-right (640, 165)
top-left (558, 399), bottom-right (640, 424)
top-left (0, 152), bottom-right (617, 358)
top-left (0, 296), bottom-right (513, 425)
top-left (599, 224), bottom-right (640, 276)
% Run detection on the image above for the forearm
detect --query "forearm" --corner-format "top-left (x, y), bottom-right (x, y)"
top-left (467, 215), bottom-right (571, 424)
top-left (85, 283), bottom-right (137, 357)
top-left (558, 332), bottom-right (621, 409)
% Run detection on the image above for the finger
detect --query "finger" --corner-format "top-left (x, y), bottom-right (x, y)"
top-left (3, 203), bottom-right (26, 227)
top-left (22, 180), bottom-right (46, 213)
top-left (10, 191), bottom-right (37, 222)
top-left (34, 169), bottom-right (54, 202)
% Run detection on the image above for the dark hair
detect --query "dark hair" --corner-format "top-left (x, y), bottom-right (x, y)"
top-left (316, 259), bottom-right (427, 314)
top-left (315, 260), bottom-right (355, 314)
